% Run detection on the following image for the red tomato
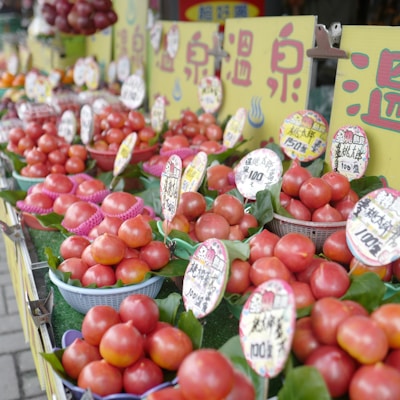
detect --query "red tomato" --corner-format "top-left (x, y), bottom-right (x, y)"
top-left (105, 127), bottom-right (125, 145)
top-left (81, 305), bottom-right (121, 346)
top-left (161, 135), bottom-right (190, 152)
top-left (68, 144), bottom-right (87, 160)
top-left (44, 173), bottom-right (74, 194)
top-left (321, 171), bottom-right (351, 202)
top-left (139, 240), bottom-right (171, 271)
top-left (115, 257), bottom-right (150, 285)
top-left (25, 147), bottom-right (47, 165)
top-left (226, 259), bottom-right (251, 294)
top-left (107, 111), bottom-right (126, 128)
top-left (206, 164), bottom-right (234, 193)
top-left (47, 149), bottom-right (67, 165)
top-left (62, 201), bottom-right (100, 230)
top-left (78, 359), bottom-right (123, 397)
top-left (53, 193), bottom-right (80, 215)
top-left (91, 233), bottom-right (127, 265)
top-left (37, 133), bottom-right (58, 154)
top-left (119, 294), bottom-right (159, 334)
top-left (17, 135), bottom-right (35, 154)
top-left (249, 256), bottom-right (293, 286)
top-left (198, 139), bottom-right (223, 154)
top-left (138, 126), bottom-right (156, 142)
top-left (101, 191), bottom-right (138, 216)
top-left (127, 110), bottom-right (146, 131)
top-left (312, 203), bottom-right (343, 222)
top-left (123, 358), bottom-right (164, 395)
top-left (100, 321), bottom-right (144, 368)
top-left (25, 121), bottom-right (44, 140)
top-left (177, 191), bottom-right (207, 221)
top-left (177, 349), bottom-right (234, 400)
top-left (57, 257), bottom-right (89, 281)
top-left (76, 179), bottom-right (107, 197)
top-left (23, 192), bottom-right (54, 209)
top-left (285, 198), bottom-right (312, 221)
top-left (81, 264), bottom-right (116, 287)
top-left (180, 109), bottom-right (198, 125)
top-left (95, 216), bottom-right (123, 236)
top-left (65, 156), bottom-right (85, 174)
top-left (62, 338), bottom-right (101, 380)
top-left (371, 303), bottom-right (400, 349)
top-left (225, 369), bottom-right (256, 400)
top-left (290, 280), bottom-right (315, 309)
top-left (212, 193), bottom-right (244, 225)
top-left (118, 215), bottom-right (153, 248)
top-left (299, 177), bottom-right (332, 209)
top-left (194, 212), bottom-right (230, 241)
top-left (248, 229), bottom-right (280, 263)
top-left (60, 235), bottom-right (90, 259)
top-left (322, 229), bottom-right (353, 265)
top-left (24, 162), bottom-right (50, 178)
top-left (238, 213), bottom-right (259, 237)
top-left (8, 127), bottom-right (25, 145)
top-left (281, 160), bottom-right (312, 198)
top-left (198, 112), bottom-right (216, 126)
top-left (146, 386), bottom-right (186, 400)
top-left (205, 123), bottom-right (223, 141)
top-left (146, 326), bottom-right (193, 371)
top-left (305, 345), bottom-right (357, 398)
top-left (291, 317), bottom-right (320, 363)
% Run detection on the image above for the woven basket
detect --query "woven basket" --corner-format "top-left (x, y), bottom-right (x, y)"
top-left (49, 269), bottom-right (164, 314)
top-left (266, 213), bottom-right (346, 252)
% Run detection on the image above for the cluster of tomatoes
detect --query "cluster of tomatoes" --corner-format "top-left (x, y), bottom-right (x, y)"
top-left (8, 121), bottom-right (88, 177)
top-left (164, 191), bottom-right (258, 243)
top-left (280, 160), bottom-right (358, 222)
top-left (293, 297), bottom-right (400, 398)
top-left (62, 295), bottom-right (254, 399)
top-left (89, 107), bottom-right (157, 153)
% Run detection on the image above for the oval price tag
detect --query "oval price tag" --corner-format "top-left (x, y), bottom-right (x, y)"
top-left (85, 58), bottom-right (100, 90)
top-left (113, 132), bottom-right (138, 177)
top-left (182, 238), bottom-right (229, 319)
top-left (151, 96), bottom-right (166, 133)
top-left (198, 76), bottom-right (223, 114)
top-left (150, 21), bottom-right (163, 53)
top-left (160, 154), bottom-right (182, 222)
top-left (346, 187), bottom-right (400, 266)
top-left (80, 105), bottom-right (94, 145)
top-left (58, 110), bottom-right (77, 144)
top-left (330, 125), bottom-right (369, 181)
top-left (234, 148), bottom-right (283, 201)
top-left (279, 110), bottom-right (328, 162)
top-left (117, 55), bottom-right (131, 82)
top-left (223, 108), bottom-right (247, 149)
top-left (73, 58), bottom-right (86, 87)
top-left (180, 151), bottom-right (208, 194)
top-left (120, 74), bottom-right (146, 110)
top-left (239, 279), bottom-right (296, 378)
top-left (166, 24), bottom-right (179, 59)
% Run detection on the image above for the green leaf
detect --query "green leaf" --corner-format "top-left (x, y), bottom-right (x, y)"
top-left (248, 188), bottom-right (274, 226)
top-left (350, 176), bottom-right (384, 198)
top-left (265, 142), bottom-right (285, 162)
top-left (155, 292), bottom-right (182, 325)
top-left (135, 186), bottom-right (162, 217)
top-left (341, 272), bottom-right (386, 312)
top-left (222, 240), bottom-right (250, 263)
top-left (177, 309), bottom-right (204, 350)
top-left (223, 292), bottom-right (250, 320)
top-left (0, 189), bottom-right (26, 206)
top-left (382, 282), bottom-right (400, 303)
top-left (44, 247), bottom-right (61, 270)
top-left (278, 366), bottom-right (330, 400)
top-left (0, 148), bottom-right (26, 172)
top-left (40, 349), bottom-right (70, 382)
top-left (304, 158), bottom-right (325, 177)
top-left (150, 259), bottom-right (189, 277)
top-left (34, 212), bottom-right (64, 230)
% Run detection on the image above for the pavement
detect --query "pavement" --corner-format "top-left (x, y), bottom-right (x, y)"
top-left (0, 233), bottom-right (47, 400)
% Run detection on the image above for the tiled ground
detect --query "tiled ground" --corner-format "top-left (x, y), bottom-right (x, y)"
top-left (0, 233), bottom-right (47, 400)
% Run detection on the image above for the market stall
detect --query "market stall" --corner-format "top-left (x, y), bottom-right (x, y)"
top-left (1, 1), bottom-right (400, 400)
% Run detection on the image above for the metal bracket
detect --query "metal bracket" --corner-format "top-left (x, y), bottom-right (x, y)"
top-left (0, 219), bottom-right (24, 242)
top-left (26, 288), bottom-right (55, 347)
top-left (208, 31), bottom-right (230, 71)
top-left (307, 23), bottom-right (348, 60)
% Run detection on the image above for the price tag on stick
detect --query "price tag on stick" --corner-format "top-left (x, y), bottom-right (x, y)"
top-left (80, 105), bottom-right (94, 145)
top-left (58, 110), bottom-right (77, 144)
top-left (223, 108), bottom-right (247, 149)
top-left (180, 151), bottom-right (208, 194)
top-left (198, 76), bottom-right (223, 114)
top-left (182, 238), bottom-right (229, 319)
top-left (234, 148), bottom-right (283, 201)
top-left (239, 279), bottom-right (296, 396)
top-left (120, 74), bottom-right (146, 110)
top-left (109, 132), bottom-right (138, 190)
top-left (346, 187), bottom-right (400, 266)
top-left (151, 96), bottom-right (166, 133)
top-left (160, 154), bottom-right (182, 223)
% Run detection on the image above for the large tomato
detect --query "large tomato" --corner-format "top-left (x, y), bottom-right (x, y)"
top-left (225, 369), bottom-right (256, 400)
top-left (100, 321), bottom-right (144, 368)
top-left (90, 233), bottom-right (126, 265)
top-left (62, 338), bottom-right (101, 379)
top-left (52, 193), bottom-right (80, 215)
top-left (119, 294), bottom-right (159, 334)
top-left (248, 229), bottom-right (280, 263)
top-left (62, 201), bottom-right (100, 230)
top-left (206, 164), bottom-right (235, 193)
top-left (177, 191), bottom-right (207, 221)
top-left (139, 240), bottom-right (171, 271)
top-left (81, 305), bottom-right (121, 346)
top-left (81, 264), bottom-right (117, 287)
top-left (23, 192), bottom-right (54, 209)
top-left (273, 232), bottom-right (316, 273)
top-left (75, 179), bottom-right (107, 197)
top-left (212, 193), bottom-right (244, 225)
top-left (101, 191), bottom-right (139, 216)
top-left (299, 177), bottom-right (332, 209)
top-left (291, 317), bottom-right (320, 363)
top-left (177, 349), bottom-right (234, 400)
top-left (43, 173), bottom-right (74, 194)
top-left (194, 213), bottom-right (230, 242)
top-left (249, 256), bottom-right (293, 286)
top-left (57, 257), bottom-right (89, 281)
top-left (78, 359), bottom-right (123, 397)
top-left (60, 235), bottom-right (90, 259)
top-left (226, 259), bottom-right (251, 294)
top-left (321, 171), bottom-right (351, 202)
top-left (115, 258), bottom-right (150, 285)
top-left (281, 160), bottom-right (312, 198)
top-left (123, 358), bottom-right (164, 395)
top-left (305, 345), bottom-right (357, 398)
top-left (322, 229), bottom-right (353, 266)
top-left (118, 214), bottom-right (153, 248)
top-left (146, 326), bottom-right (193, 371)
top-left (371, 303), bottom-right (400, 349)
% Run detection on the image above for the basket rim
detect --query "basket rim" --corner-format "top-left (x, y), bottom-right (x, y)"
top-left (271, 212), bottom-right (347, 228)
top-left (12, 170), bottom-right (46, 182)
top-left (49, 269), bottom-right (163, 296)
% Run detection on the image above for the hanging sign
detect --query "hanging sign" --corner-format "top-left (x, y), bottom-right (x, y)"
top-left (239, 279), bottom-right (296, 378)
top-left (160, 154), bottom-right (182, 222)
top-left (182, 238), bottom-right (229, 319)
top-left (234, 148), bottom-right (283, 200)
top-left (346, 187), bottom-right (400, 267)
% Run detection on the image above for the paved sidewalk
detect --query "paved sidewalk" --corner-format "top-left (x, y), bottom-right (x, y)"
top-left (0, 234), bottom-right (47, 400)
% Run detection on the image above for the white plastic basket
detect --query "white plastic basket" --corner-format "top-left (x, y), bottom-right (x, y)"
top-left (266, 213), bottom-right (346, 252)
top-left (49, 269), bottom-right (164, 314)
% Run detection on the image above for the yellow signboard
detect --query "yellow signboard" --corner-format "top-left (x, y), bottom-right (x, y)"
top-left (219, 15), bottom-right (316, 150)
top-left (86, 27), bottom-right (113, 80)
top-left (113, 0), bottom-right (148, 73)
top-left (328, 25), bottom-right (400, 189)
top-left (148, 21), bottom-right (219, 120)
